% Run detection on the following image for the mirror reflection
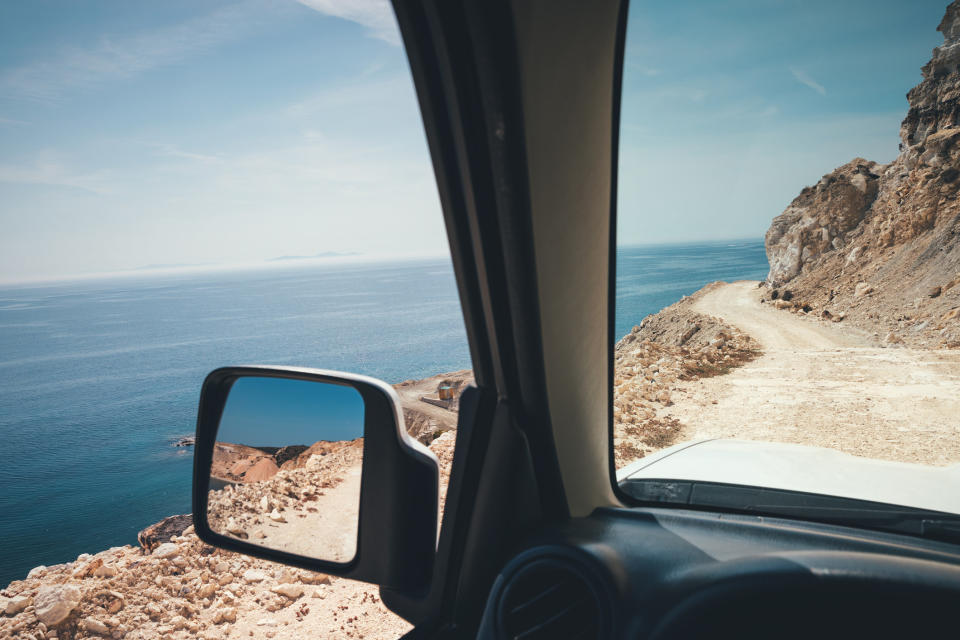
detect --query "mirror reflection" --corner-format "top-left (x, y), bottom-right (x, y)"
top-left (207, 376), bottom-right (364, 563)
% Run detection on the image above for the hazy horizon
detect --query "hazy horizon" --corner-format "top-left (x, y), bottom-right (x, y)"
top-left (0, 236), bottom-right (767, 287)
top-left (1, 0), bottom-right (950, 280)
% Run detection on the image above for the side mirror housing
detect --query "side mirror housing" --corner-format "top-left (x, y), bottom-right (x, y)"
top-left (191, 366), bottom-right (439, 593)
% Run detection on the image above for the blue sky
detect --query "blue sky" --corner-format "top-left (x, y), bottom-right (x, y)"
top-left (219, 376), bottom-right (364, 447)
top-left (0, 0), bottom-right (951, 281)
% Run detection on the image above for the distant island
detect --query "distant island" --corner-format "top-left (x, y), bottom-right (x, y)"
top-left (267, 251), bottom-right (361, 262)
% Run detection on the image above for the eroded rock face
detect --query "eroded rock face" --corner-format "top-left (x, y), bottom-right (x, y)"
top-left (766, 159), bottom-right (883, 285)
top-left (764, 1), bottom-right (960, 347)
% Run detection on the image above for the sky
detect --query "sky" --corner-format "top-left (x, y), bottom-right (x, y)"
top-left (0, 0), bottom-right (952, 282)
top-left (219, 376), bottom-right (364, 447)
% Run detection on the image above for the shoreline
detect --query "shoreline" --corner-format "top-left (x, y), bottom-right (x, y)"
top-left (5, 278), bottom-right (955, 638)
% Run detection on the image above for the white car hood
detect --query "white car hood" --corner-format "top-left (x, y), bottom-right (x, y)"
top-left (618, 439), bottom-right (960, 515)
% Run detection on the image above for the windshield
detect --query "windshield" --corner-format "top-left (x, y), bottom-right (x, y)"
top-left (612, 0), bottom-right (960, 536)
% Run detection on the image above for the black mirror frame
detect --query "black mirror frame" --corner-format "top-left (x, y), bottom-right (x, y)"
top-left (192, 366), bottom-right (439, 593)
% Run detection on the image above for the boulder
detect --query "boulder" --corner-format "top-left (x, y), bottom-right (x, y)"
top-left (34, 585), bottom-right (82, 627)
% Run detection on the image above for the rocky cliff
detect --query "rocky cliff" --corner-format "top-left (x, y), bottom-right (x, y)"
top-left (765, 1), bottom-right (960, 348)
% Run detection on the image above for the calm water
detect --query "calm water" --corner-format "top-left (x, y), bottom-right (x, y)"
top-left (0, 241), bottom-right (768, 585)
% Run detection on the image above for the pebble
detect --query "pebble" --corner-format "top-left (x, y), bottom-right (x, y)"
top-left (83, 617), bottom-right (110, 635)
top-left (212, 607), bottom-right (237, 624)
top-left (270, 584), bottom-right (304, 599)
top-left (242, 569), bottom-right (268, 584)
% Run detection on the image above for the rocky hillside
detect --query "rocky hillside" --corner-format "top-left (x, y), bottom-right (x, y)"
top-left (764, 1), bottom-right (960, 348)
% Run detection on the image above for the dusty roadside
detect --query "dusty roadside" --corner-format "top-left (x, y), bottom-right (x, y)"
top-left (669, 281), bottom-right (960, 466)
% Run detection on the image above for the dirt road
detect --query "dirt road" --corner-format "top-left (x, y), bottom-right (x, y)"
top-left (669, 281), bottom-right (960, 466)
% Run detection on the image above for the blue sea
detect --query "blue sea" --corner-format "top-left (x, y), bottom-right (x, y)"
top-left (0, 240), bottom-right (768, 585)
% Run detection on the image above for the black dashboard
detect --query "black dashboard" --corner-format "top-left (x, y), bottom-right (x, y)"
top-left (477, 507), bottom-right (960, 639)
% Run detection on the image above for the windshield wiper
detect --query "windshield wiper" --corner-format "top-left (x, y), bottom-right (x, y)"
top-left (620, 477), bottom-right (960, 545)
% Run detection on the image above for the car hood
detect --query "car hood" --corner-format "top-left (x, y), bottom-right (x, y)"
top-left (617, 439), bottom-right (960, 515)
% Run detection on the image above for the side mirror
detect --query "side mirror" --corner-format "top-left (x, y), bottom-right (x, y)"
top-left (192, 366), bottom-right (439, 593)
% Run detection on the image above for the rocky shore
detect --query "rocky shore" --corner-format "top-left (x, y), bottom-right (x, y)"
top-left (1, 305), bottom-right (757, 639)
top-left (0, 376), bottom-right (463, 640)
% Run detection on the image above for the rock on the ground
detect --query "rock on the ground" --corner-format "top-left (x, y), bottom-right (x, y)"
top-left (138, 514), bottom-right (193, 553)
top-left (242, 569), bottom-right (269, 584)
top-left (152, 542), bottom-right (180, 558)
top-left (34, 584), bottom-right (82, 627)
top-left (1, 595), bottom-right (30, 615)
top-left (271, 583), bottom-right (304, 599)
top-left (83, 616), bottom-right (110, 635)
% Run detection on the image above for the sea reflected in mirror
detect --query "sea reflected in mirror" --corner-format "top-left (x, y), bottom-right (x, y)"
top-left (206, 377), bottom-right (364, 563)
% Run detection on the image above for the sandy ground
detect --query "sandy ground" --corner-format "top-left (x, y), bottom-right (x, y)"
top-left (213, 465), bottom-right (361, 563)
top-left (668, 281), bottom-right (960, 465)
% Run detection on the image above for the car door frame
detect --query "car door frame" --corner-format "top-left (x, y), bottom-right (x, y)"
top-left (382, 0), bottom-right (630, 634)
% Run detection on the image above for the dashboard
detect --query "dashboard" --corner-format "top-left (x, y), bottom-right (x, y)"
top-left (477, 506), bottom-right (960, 638)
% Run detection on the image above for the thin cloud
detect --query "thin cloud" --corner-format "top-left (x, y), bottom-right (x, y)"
top-left (0, 2), bottom-right (262, 103)
top-left (151, 143), bottom-right (221, 164)
top-left (295, 0), bottom-right (400, 45)
top-left (790, 67), bottom-right (827, 96)
top-left (0, 161), bottom-right (114, 195)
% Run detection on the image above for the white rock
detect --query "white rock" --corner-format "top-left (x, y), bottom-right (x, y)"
top-left (94, 564), bottom-right (118, 578)
top-left (268, 509), bottom-right (286, 523)
top-left (27, 565), bottom-right (47, 579)
top-left (214, 561), bottom-right (231, 573)
top-left (212, 607), bottom-right (237, 624)
top-left (152, 542), bottom-right (179, 558)
top-left (242, 569), bottom-right (268, 583)
top-left (34, 585), bottom-right (82, 627)
top-left (855, 282), bottom-right (874, 298)
top-left (225, 518), bottom-right (246, 536)
top-left (256, 618), bottom-right (279, 627)
top-left (83, 617), bottom-right (110, 635)
top-left (260, 496), bottom-right (270, 512)
top-left (270, 583), bottom-right (304, 599)
top-left (2, 595), bottom-right (31, 615)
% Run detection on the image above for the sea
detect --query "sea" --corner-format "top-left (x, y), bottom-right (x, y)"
top-left (0, 240), bottom-right (768, 585)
